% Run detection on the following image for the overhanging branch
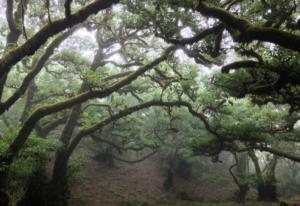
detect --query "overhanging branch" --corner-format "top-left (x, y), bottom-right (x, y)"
top-left (0, 0), bottom-right (120, 79)
top-left (196, 1), bottom-right (300, 52)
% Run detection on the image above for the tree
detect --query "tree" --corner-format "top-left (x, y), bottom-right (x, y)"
top-left (1, 0), bottom-right (300, 205)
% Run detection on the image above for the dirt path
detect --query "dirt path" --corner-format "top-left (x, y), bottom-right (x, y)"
top-left (71, 155), bottom-right (166, 206)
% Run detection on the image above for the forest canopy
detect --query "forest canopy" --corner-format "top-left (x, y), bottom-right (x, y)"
top-left (0, 0), bottom-right (300, 206)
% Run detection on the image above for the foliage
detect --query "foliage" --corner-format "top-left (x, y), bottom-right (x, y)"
top-left (67, 157), bottom-right (89, 183)
top-left (1, 0), bottom-right (300, 204)
top-left (0, 128), bottom-right (61, 203)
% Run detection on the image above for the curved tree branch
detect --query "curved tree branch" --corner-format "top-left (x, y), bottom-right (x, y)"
top-left (255, 145), bottom-right (300, 163)
top-left (165, 24), bottom-right (224, 45)
top-left (0, 0), bottom-right (120, 79)
top-left (196, 1), bottom-right (300, 52)
top-left (112, 149), bottom-right (157, 164)
top-left (0, 27), bottom-right (77, 115)
top-left (0, 46), bottom-right (175, 166)
top-left (66, 99), bottom-right (221, 158)
top-left (221, 60), bottom-right (259, 73)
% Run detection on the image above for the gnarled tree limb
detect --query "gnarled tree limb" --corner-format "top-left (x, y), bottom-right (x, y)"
top-left (0, 0), bottom-right (120, 80)
top-left (196, 1), bottom-right (300, 52)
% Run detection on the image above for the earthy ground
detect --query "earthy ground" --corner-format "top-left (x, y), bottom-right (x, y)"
top-left (158, 203), bottom-right (279, 206)
top-left (71, 151), bottom-right (300, 206)
top-left (71, 154), bottom-right (166, 206)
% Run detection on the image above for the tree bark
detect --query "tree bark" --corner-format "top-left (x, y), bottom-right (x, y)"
top-left (195, 1), bottom-right (300, 52)
top-left (248, 149), bottom-right (278, 202)
top-left (235, 152), bottom-right (249, 202)
top-left (48, 46), bottom-right (107, 205)
top-left (0, 0), bottom-right (119, 80)
top-left (0, 28), bottom-right (76, 115)
top-left (0, 46), bottom-right (173, 178)
top-left (20, 81), bottom-right (37, 124)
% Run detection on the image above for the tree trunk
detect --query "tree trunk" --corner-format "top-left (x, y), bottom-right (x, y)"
top-left (249, 148), bottom-right (278, 202)
top-left (47, 105), bottom-right (81, 206)
top-left (17, 170), bottom-right (47, 206)
top-left (236, 152), bottom-right (249, 202)
top-left (47, 153), bottom-right (69, 206)
top-left (19, 80), bottom-right (37, 124)
top-left (257, 181), bottom-right (277, 202)
top-left (46, 49), bottom-right (103, 206)
top-left (163, 169), bottom-right (174, 191)
top-left (0, 0), bottom-right (27, 190)
top-left (257, 154), bottom-right (278, 202)
top-left (0, 170), bottom-right (9, 190)
top-left (0, 190), bottom-right (9, 206)
top-left (230, 152), bottom-right (250, 202)
top-left (236, 184), bottom-right (249, 203)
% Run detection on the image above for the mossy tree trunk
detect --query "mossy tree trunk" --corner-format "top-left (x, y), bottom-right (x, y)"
top-left (46, 48), bottom-right (104, 206)
top-left (230, 152), bottom-right (250, 202)
top-left (257, 154), bottom-right (278, 202)
top-left (249, 149), bottom-right (278, 202)
top-left (236, 152), bottom-right (249, 202)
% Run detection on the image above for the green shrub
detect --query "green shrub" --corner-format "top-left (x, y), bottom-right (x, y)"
top-left (0, 128), bottom-right (61, 204)
top-left (67, 157), bottom-right (89, 183)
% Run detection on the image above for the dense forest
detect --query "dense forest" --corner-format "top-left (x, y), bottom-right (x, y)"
top-left (0, 0), bottom-right (300, 206)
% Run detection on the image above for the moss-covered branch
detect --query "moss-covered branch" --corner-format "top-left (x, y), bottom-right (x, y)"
top-left (255, 145), bottom-right (300, 162)
top-left (0, 28), bottom-right (77, 115)
top-left (0, 46), bottom-right (175, 167)
top-left (221, 60), bottom-right (259, 73)
top-left (0, 0), bottom-right (119, 79)
top-left (66, 98), bottom-right (222, 158)
top-left (196, 1), bottom-right (300, 52)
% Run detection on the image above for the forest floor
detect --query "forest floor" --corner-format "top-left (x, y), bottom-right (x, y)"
top-left (71, 152), bottom-right (299, 206)
top-left (158, 203), bottom-right (279, 206)
top-left (159, 204), bottom-right (279, 206)
top-left (71, 154), bottom-right (166, 206)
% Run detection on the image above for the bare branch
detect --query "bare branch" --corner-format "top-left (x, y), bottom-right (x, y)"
top-left (113, 149), bottom-right (157, 164)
